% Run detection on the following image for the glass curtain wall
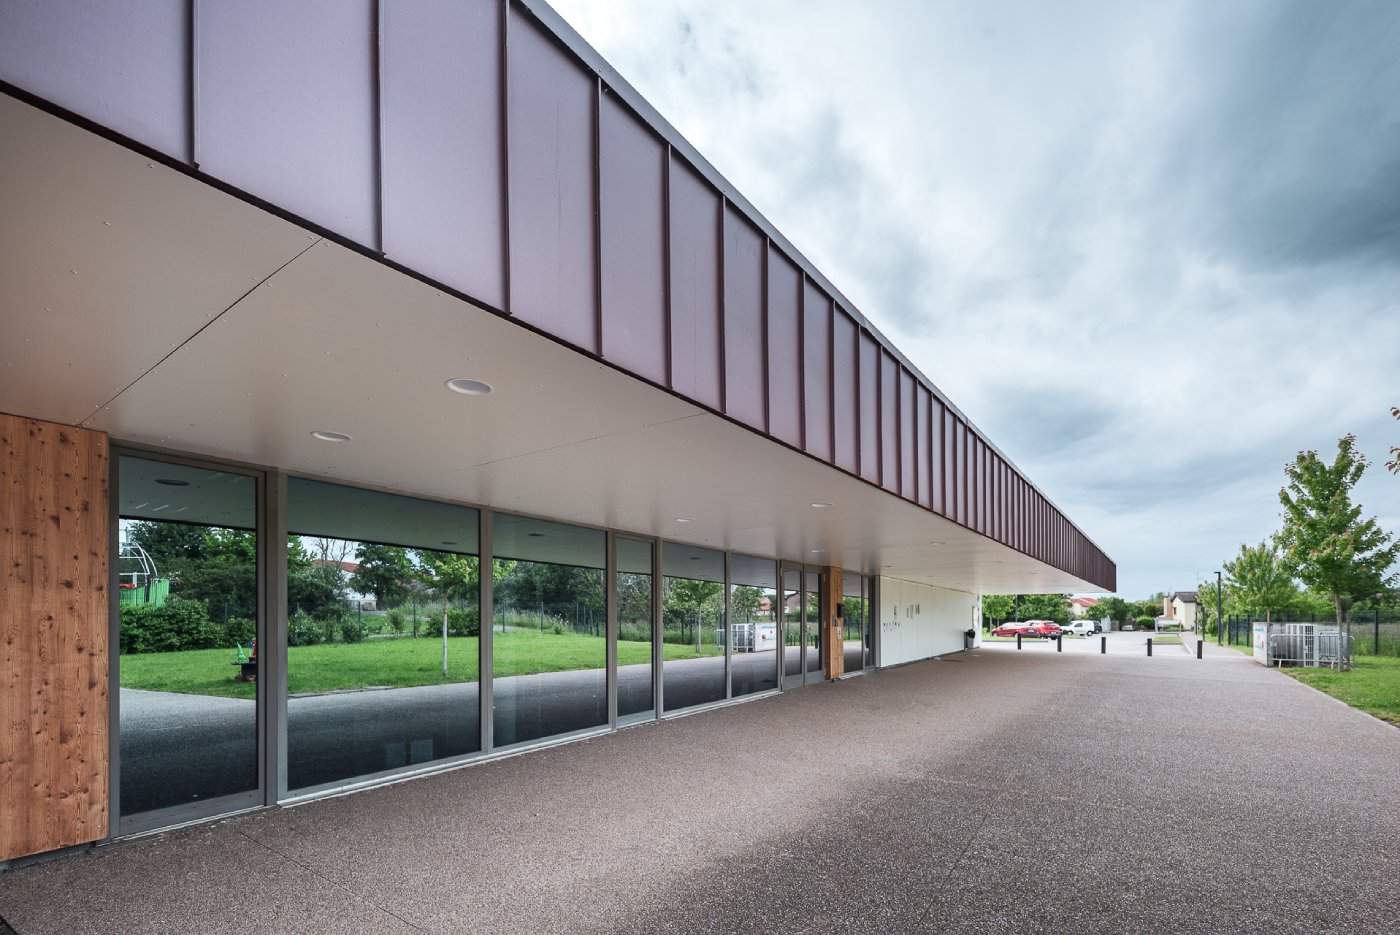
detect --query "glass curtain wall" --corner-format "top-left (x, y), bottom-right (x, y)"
top-left (661, 543), bottom-right (726, 711)
top-left (729, 554), bottom-right (778, 697)
top-left (782, 566), bottom-right (803, 682)
top-left (117, 456), bottom-right (259, 817)
top-left (493, 515), bottom-right (607, 746)
top-left (616, 537), bottom-right (655, 719)
top-left (842, 573), bottom-right (869, 673)
top-left (805, 568), bottom-right (822, 680)
top-left (285, 479), bottom-right (481, 791)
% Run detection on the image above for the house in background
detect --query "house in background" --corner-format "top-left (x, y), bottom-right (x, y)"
top-left (1069, 596), bottom-right (1100, 618)
top-left (1162, 591), bottom-right (1199, 629)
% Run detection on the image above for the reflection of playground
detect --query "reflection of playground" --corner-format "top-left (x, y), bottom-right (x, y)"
top-left (119, 642), bottom-right (870, 817)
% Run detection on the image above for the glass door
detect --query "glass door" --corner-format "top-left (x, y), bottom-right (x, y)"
top-left (804, 567), bottom-right (825, 684)
top-left (780, 564), bottom-right (803, 689)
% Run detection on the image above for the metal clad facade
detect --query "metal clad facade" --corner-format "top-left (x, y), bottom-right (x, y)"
top-left (802, 280), bottom-right (833, 461)
top-left (766, 247), bottom-right (802, 447)
top-left (667, 157), bottom-right (723, 410)
top-left (599, 93), bottom-right (667, 384)
top-left (381, 0), bottom-right (505, 309)
top-left (198, 0), bottom-right (378, 247)
top-left (832, 311), bottom-right (859, 474)
top-left (0, 0), bottom-right (1115, 589)
top-left (722, 207), bottom-right (766, 427)
top-left (507, 9), bottom-right (597, 352)
top-left (0, 0), bottom-right (189, 161)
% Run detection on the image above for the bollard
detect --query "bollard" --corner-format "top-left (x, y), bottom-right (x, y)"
top-left (1147, 637), bottom-right (1153, 657)
top-left (1100, 636), bottom-right (1106, 654)
top-left (1056, 634), bottom-right (1062, 652)
top-left (1016, 633), bottom-right (1022, 650)
top-left (1196, 639), bottom-right (1203, 659)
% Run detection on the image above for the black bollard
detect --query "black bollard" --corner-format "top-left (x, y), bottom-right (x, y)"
top-left (1147, 637), bottom-right (1153, 657)
top-left (1196, 639), bottom-right (1203, 659)
top-left (1016, 633), bottom-right (1022, 650)
top-left (1100, 636), bottom-right (1106, 654)
top-left (1056, 634), bottom-right (1062, 652)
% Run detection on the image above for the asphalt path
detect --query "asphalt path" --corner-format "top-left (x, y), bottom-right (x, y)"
top-left (119, 644), bottom-right (870, 812)
top-left (11, 644), bottom-right (1400, 933)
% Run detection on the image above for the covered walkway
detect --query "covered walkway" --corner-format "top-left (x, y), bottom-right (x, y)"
top-left (4, 647), bottom-right (1396, 934)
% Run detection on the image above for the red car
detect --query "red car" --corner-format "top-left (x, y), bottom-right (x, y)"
top-left (992, 621), bottom-right (1032, 637)
top-left (1024, 620), bottom-right (1063, 638)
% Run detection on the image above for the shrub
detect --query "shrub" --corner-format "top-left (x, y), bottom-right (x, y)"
top-left (119, 596), bottom-right (223, 653)
top-left (287, 610), bottom-right (324, 647)
top-left (338, 614), bottom-right (368, 644)
top-left (387, 609), bottom-right (406, 634)
top-left (1135, 615), bottom-right (1155, 631)
top-left (225, 616), bottom-right (256, 648)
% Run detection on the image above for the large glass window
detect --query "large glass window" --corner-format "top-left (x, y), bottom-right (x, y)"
top-left (286, 479), bottom-right (480, 791)
top-left (117, 456), bottom-right (259, 817)
top-left (617, 537), bottom-right (655, 720)
top-left (843, 573), bottom-right (870, 672)
top-left (493, 515), bottom-right (607, 746)
top-left (662, 543), bottom-right (726, 711)
top-left (729, 554), bottom-right (778, 697)
top-left (805, 568), bottom-right (823, 678)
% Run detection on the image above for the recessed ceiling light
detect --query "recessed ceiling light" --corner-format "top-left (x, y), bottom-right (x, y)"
top-left (441, 540), bottom-right (457, 546)
top-left (929, 540), bottom-right (945, 546)
top-left (674, 517), bottom-right (694, 523)
top-left (810, 549), bottom-right (824, 554)
top-left (527, 532), bottom-right (546, 538)
top-left (810, 501), bottom-right (833, 509)
top-left (311, 431), bottom-right (352, 442)
top-left (155, 478), bottom-right (190, 487)
top-left (445, 378), bottom-right (493, 396)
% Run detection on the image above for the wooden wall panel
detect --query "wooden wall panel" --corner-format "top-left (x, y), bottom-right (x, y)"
top-left (0, 414), bottom-right (109, 861)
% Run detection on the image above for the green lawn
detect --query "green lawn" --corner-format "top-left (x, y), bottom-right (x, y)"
top-left (1285, 655), bottom-right (1400, 726)
top-left (120, 631), bottom-right (700, 699)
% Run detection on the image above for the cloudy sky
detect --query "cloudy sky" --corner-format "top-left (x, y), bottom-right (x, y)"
top-left (551, 0), bottom-right (1400, 598)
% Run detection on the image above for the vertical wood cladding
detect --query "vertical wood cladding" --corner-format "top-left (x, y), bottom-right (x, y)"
top-left (0, 414), bottom-right (109, 861)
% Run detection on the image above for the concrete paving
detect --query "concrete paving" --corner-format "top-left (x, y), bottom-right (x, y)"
top-left (5, 645), bottom-right (1398, 934)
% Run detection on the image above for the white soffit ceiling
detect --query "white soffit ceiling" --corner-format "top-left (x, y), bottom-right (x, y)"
top-left (1, 93), bottom-right (1099, 596)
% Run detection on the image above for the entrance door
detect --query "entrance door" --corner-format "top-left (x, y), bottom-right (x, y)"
top-left (781, 563), bottom-right (825, 690)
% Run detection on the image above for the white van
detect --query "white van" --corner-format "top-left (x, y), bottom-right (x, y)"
top-left (1062, 620), bottom-right (1096, 637)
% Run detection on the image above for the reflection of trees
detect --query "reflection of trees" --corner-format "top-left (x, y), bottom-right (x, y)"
top-left (662, 577), bottom-right (724, 648)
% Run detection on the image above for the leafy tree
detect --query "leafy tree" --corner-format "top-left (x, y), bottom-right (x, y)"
top-left (416, 552), bottom-right (479, 676)
top-left (1016, 593), bottom-right (1070, 625)
top-left (496, 561), bottom-right (604, 616)
top-left (1388, 406), bottom-right (1398, 475)
top-left (1278, 434), bottom-right (1400, 626)
top-left (350, 543), bottom-right (414, 608)
top-left (1223, 540), bottom-right (1297, 623)
top-left (731, 585), bottom-right (763, 621)
top-left (1094, 596), bottom-right (1131, 629)
top-left (981, 594), bottom-right (1013, 626)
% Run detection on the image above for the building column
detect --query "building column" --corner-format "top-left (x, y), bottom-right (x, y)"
top-left (1, 413), bottom-right (110, 861)
top-left (822, 566), bottom-right (844, 679)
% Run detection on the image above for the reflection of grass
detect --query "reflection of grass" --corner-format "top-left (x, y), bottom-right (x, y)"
top-left (120, 632), bottom-right (698, 699)
top-left (1284, 656), bottom-right (1400, 726)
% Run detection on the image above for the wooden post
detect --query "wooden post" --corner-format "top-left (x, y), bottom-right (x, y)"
top-left (823, 566), bottom-right (844, 680)
top-left (1, 414), bottom-right (110, 861)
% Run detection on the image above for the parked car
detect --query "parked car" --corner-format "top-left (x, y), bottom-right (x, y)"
top-left (1024, 620), bottom-right (1062, 638)
top-left (1062, 620), bottom-right (1095, 637)
top-left (1122, 623), bottom-right (1135, 631)
top-left (992, 621), bottom-right (1032, 637)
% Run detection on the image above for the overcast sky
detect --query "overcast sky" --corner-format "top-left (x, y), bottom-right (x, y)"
top-left (552, 0), bottom-right (1400, 599)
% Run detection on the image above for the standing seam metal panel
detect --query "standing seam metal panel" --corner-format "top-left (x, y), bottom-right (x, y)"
top-left (801, 280), bottom-right (833, 462)
top-left (722, 207), bottom-right (766, 429)
top-left (765, 246), bottom-right (802, 447)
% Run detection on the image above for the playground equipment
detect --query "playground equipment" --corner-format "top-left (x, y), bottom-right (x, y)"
top-left (117, 539), bottom-right (169, 608)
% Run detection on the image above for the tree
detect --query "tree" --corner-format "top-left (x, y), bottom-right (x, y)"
top-left (1094, 596), bottom-right (1131, 629)
top-left (1223, 540), bottom-right (1297, 623)
top-left (416, 552), bottom-right (479, 676)
top-left (1278, 434), bottom-right (1399, 626)
top-left (350, 543), bottom-right (414, 608)
top-left (1388, 406), bottom-right (1399, 475)
top-left (1016, 594), bottom-right (1070, 625)
top-left (981, 594), bottom-right (1013, 626)
top-left (731, 585), bottom-right (763, 621)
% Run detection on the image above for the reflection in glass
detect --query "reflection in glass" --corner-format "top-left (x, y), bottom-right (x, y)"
top-left (662, 543), bottom-right (726, 711)
top-left (729, 554), bottom-right (778, 697)
top-left (617, 538), bottom-right (655, 719)
top-left (805, 569), bottom-right (823, 678)
top-left (843, 573), bottom-right (869, 672)
top-left (118, 457), bottom-right (259, 816)
top-left (286, 478), bottom-right (481, 791)
top-left (782, 567), bottom-right (803, 679)
top-left (493, 515), bottom-right (607, 746)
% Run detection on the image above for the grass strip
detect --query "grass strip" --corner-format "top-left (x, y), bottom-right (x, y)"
top-left (1284, 655), bottom-right (1400, 726)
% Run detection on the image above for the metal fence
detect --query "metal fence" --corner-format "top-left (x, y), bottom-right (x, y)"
top-left (1218, 610), bottom-right (1400, 658)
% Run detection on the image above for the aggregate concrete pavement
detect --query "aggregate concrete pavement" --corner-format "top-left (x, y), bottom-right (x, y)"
top-left (5, 645), bottom-right (1398, 934)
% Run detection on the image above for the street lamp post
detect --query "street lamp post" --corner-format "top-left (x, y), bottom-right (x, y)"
top-left (1216, 570), bottom-right (1224, 646)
